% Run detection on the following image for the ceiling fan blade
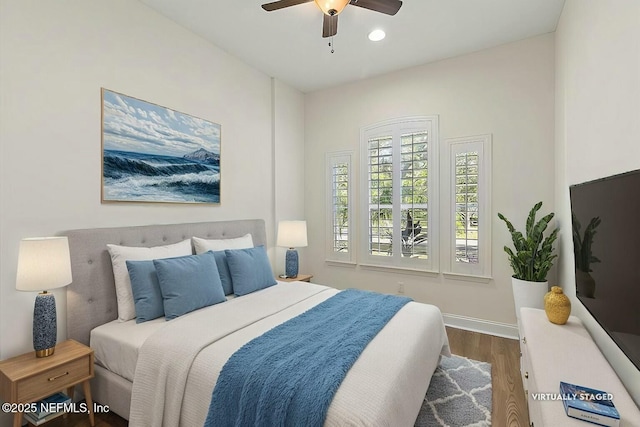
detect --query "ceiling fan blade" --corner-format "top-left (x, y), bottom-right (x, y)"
top-left (349, 0), bottom-right (402, 15)
top-left (322, 14), bottom-right (338, 38)
top-left (261, 0), bottom-right (313, 12)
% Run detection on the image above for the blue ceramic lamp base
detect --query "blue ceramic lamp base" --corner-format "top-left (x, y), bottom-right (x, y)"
top-left (285, 248), bottom-right (299, 278)
top-left (33, 292), bottom-right (57, 357)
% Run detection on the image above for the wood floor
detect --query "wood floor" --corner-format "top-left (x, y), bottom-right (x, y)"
top-left (44, 327), bottom-right (529, 427)
top-left (445, 327), bottom-right (530, 427)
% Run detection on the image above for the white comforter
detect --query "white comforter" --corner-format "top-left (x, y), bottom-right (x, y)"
top-left (129, 282), bottom-right (450, 427)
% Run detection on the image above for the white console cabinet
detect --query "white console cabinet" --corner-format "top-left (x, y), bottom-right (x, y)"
top-left (519, 308), bottom-right (640, 426)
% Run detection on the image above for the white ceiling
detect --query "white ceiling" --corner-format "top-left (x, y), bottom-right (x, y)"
top-left (139, 0), bottom-right (565, 93)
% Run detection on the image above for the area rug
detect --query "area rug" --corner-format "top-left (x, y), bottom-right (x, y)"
top-left (415, 355), bottom-right (492, 427)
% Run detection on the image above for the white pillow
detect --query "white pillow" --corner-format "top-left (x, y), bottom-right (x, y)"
top-left (107, 239), bottom-right (192, 321)
top-left (192, 234), bottom-right (254, 254)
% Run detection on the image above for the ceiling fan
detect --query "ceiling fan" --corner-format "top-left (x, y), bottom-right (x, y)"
top-left (261, 0), bottom-right (403, 38)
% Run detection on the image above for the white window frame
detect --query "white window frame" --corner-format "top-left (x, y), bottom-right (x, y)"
top-left (326, 151), bottom-right (355, 264)
top-left (359, 116), bottom-right (439, 272)
top-left (442, 134), bottom-right (492, 279)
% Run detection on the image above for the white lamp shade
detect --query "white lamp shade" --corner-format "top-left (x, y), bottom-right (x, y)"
top-left (277, 221), bottom-right (308, 248)
top-left (16, 237), bottom-right (72, 292)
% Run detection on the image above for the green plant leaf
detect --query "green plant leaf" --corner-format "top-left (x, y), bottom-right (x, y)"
top-left (498, 202), bottom-right (558, 282)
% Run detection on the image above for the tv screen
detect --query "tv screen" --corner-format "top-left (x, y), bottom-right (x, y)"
top-left (570, 169), bottom-right (640, 371)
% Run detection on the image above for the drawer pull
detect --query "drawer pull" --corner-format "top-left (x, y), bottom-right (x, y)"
top-left (525, 371), bottom-right (529, 379)
top-left (48, 371), bottom-right (69, 381)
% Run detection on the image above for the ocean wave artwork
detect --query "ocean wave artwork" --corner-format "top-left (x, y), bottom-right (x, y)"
top-left (102, 89), bottom-right (221, 204)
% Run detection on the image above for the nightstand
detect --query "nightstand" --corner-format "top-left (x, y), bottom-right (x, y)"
top-left (0, 339), bottom-right (95, 427)
top-left (278, 274), bottom-right (313, 283)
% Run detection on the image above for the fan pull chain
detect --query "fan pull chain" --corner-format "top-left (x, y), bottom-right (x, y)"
top-left (329, 36), bottom-right (335, 54)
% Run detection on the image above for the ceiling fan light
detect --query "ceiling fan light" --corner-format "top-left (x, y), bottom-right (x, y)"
top-left (314, 0), bottom-right (350, 16)
top-left (368, 29), bottom-right (386, 41)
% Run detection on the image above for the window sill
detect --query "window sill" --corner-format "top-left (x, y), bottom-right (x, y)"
top-left (442, 272), bottom-right (493, 283)
top-left (359, 263), bottom-right (439, 277)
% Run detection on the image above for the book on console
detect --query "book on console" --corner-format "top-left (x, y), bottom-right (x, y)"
top-left (560, 381), bottom-right (620, 427)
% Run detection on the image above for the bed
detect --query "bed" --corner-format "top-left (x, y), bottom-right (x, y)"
top-left (64, 219), bottom-right (450, 426)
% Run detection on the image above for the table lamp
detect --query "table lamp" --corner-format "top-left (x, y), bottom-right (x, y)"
top-left (16, 237), bottom-right (73, 357)
top-left (277, 221), bottom-right (308, 278)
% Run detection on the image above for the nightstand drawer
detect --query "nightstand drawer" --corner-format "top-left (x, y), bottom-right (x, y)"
top-left (17, 356), bottom-right (90, 403)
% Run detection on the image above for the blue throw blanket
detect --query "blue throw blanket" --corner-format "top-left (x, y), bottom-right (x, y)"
top-left (204, 289), bottom-right (411, 427)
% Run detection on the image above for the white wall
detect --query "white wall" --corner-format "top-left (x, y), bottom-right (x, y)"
top-left (0, 0), bottom-right (304, 369)
top-left (304, 34), bottom-right (556, 328)
top-left (555, 0), bottom-right (640, 404)
top-left (273, 79), bottom-right (306, 275)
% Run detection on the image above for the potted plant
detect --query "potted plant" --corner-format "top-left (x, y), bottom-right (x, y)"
top-left (572, 212), bottom-right (601, 298)
top-left (498, 202), bottom-right (559, 320)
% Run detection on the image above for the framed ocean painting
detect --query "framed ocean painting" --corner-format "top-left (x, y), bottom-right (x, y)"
top-left (101, 88), bottom-right (221, 204)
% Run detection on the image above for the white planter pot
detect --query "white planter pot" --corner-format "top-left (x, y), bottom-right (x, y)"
top-left (512, 277), bottom-right (548, 320)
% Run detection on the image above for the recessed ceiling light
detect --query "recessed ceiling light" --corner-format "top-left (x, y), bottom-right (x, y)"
top-left (368, 29), bottom-right (386, 42)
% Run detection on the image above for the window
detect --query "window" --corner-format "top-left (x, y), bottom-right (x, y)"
top-left (360, 117), bottom-right (439, 271)
top-left (455, 151), bottom-right (479, 263)
top-left (444, 135), bottom-right (492, 278)
top-left (326, 151), bottom-right (354, 263)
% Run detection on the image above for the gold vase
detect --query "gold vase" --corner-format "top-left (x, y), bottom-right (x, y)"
top-left (544, 286), bottom-right (571, 325)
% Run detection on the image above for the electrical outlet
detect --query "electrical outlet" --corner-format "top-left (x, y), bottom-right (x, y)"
top-left (397, 282), bottom-right (405, 294)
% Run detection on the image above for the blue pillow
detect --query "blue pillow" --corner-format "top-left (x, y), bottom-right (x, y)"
top-left (212, 250), bottom-right (233, 295)
top-left (153, 252), bottom-right (226, 320)
top-left (126, 260), bottom-right (164, 323)
top-left (225, 246), bottom-right (277, 296)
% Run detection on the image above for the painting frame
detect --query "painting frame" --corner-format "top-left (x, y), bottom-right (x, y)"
top-left (101, 88), bottom-right (221, 205)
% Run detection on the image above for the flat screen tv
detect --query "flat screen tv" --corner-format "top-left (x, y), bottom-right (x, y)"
top-left (570, 169), bottom-right (640, 371)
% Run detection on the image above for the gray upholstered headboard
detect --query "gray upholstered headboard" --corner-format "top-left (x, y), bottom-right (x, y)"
top-left (64, 219), bottom-right (266, 346)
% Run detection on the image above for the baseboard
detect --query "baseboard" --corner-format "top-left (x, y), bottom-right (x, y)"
top-left (443, 313), bottom-right (519, 340)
